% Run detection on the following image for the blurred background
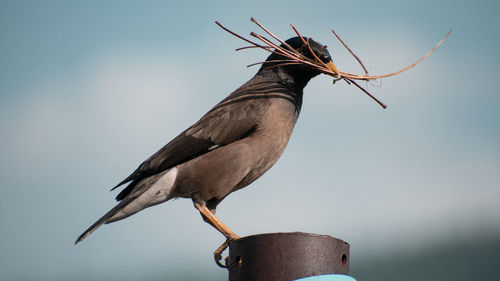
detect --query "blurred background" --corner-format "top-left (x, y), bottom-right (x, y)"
top-left (1, 1), bottom-right (499, 280)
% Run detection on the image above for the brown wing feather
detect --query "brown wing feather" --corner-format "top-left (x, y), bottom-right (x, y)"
top-left (112, 80), bottom-right (286, 200)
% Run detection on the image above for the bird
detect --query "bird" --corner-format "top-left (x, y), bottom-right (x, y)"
top-left (75, 35), bottom-right (340, 265)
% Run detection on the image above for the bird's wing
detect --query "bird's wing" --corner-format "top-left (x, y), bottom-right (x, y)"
top-left (112, 83), bottom-right (279, 200)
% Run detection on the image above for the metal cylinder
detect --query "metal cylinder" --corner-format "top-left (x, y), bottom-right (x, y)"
top-left (227, 232), bottom-right (350, 281)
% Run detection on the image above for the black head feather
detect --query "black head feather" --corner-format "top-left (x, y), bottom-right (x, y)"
top-left (259, 36), bottom-right (332, 86)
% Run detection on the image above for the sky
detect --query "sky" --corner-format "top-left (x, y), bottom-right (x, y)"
top-left (1, 1), bottom-right (499, 280)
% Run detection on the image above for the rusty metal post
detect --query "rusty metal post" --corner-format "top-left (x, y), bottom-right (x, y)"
top-left (227, 232), bottom-right (350, 281)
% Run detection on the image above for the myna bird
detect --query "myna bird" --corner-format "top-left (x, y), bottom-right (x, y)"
top-left (75, 34), bottom-right (341, 264)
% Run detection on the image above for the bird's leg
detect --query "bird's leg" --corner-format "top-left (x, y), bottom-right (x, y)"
top-left (193, 201), bottom-right (240, 268)
top-left (193, 201), bottom-right (239, 239)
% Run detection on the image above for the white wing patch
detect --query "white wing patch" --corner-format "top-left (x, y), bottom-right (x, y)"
top-left (108, 167), bottom-right (178, 222)
top-left (208, 144), bottom-right (220, 151)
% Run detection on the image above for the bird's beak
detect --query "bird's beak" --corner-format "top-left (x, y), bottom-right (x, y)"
top-left (325, 60), bottom-right (341, 78)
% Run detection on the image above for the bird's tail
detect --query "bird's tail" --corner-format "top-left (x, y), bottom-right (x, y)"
top-left (75, 168), bottom-right (178, 244)
top-left (74, 198), bottom-right (133, 244)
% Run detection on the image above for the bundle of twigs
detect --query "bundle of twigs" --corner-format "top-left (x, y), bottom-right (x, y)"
top-left (216, 17), bottom-right (452, 109)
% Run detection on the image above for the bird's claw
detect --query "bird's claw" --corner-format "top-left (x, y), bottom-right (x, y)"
top-left (214, 239), bottom-right (230, 268)
top-left (214, 236), bottom-right (239, 268)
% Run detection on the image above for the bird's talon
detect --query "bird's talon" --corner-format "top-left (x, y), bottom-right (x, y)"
top-left (214, 254), bottom-right (227, 268)
top-left (213, 237), bottom-right (238, 268)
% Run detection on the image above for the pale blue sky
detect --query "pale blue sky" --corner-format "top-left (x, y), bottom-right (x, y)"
top-left (1, 1), bottom-right (499, 280)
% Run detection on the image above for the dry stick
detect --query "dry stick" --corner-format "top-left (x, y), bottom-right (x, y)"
top-left (249, 18), bottom-right (306, 61)
top-left (216, 19), bottom-right (450, 109)
top-left (252, 18), bottom-right (317, 66)
top-left (345, 77), bottom-right (387, 109)
top-left (215, 21), bottom-right (294, 60)
top-left (218, 20), bottom-right (335, 77)
top-left (331, 29), bottom-right (369, 76)
top-left (250, 31), bottom-right (310, 64)
top-left (215, 21), bottom-right (264, 49)
top-left (341, 28), bottom-right (453, 80)
top-left (291, 23), bottom-right (386, 108)
top-left (250, 32), bottom-right (299, 59)
top-left (227, 23), bottom-right (320, 71)
top-left (249, 20), bottom-right (333, 77)
top-left (237, 45), bottom-right (313, 69)
top-left (251, 17), bottom-right (297, 54)
top-left (307, 37), bottom-right (340, 78)
top-left (290, 24), bottom-right (337, 76)
top-left (234, 30), bottom-right (315, 70)
top-left (236, 45), bottom-right (271, 51)
top-left (219, 20), bottom-right (385, 108)
top-left (290, 23), bottom-right (347, 79)
top-left (248, 20), bottom-right (330, 74)
top-left (249, 32), bottom-right (322, 70)
top-left (217, 20), bottom-right (452, 82)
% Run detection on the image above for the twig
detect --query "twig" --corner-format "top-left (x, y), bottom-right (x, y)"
top-left (340, 29), bottom-right (453, 80)
top-left (344, 77), bottom-right (387, 108)
top-left (250, 31), bottom-right (323, 71)
top-left (215, 18), bottom-right (451, 109)
top-left (250, 17), bottom-right (297, 54)
top-left (235, 45), bottom-right (272, 51)
top-left (290, 23), bottom-right (337, 76)
top-left (331, 29), bottom-right (369, 76)
top-left (215, 21), bottom-right (264, 50)
top-left (246, 59), bottom-right (302, 68)
top-left (250, 32), bottom-right (302, 61)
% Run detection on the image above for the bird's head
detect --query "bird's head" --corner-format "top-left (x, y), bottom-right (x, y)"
top-left (259, 36), bottom-right (340, 86)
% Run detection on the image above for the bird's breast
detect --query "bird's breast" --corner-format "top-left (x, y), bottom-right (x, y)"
top-left (235, 97), bottom-right (300, 189)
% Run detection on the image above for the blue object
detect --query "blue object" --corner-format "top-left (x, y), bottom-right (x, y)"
top-left (294, 274), bottom-right (357, 281)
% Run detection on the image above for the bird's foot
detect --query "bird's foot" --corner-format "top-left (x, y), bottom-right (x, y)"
top-left (214, 234), bottom-right (240, 268)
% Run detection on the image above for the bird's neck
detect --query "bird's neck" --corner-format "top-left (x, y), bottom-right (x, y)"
top-left (249, 70), bottom-right (304, 113)
top-left (260, 65), bottom-right (317, 91)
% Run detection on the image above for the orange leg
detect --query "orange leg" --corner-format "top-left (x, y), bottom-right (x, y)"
top-left (193, 202), bottom-right (240, 267)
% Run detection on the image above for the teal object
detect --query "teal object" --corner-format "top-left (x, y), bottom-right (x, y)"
top-left (294, 274), bottom-right (357, 281)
